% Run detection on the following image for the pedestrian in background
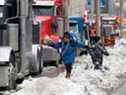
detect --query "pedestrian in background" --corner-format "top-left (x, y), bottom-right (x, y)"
top-left (51, 32), bottom-right (85, 79)
top-left (89, 26), bottom-right (97, 45)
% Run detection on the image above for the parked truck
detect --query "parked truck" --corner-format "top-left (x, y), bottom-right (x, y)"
top-left (68, 16), bottom-right (87, 43)
top-left (32, 0), bottom-right (68, 65)
top-left (0, 0), bottom-right (43, 89)
top-left (68, 16), bottom-right (88, 55)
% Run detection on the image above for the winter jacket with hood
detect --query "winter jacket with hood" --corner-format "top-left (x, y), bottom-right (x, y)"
top-left (87, 41), bottom-right (109, 62)
top-left (52, 39), bottom-right (85, 64)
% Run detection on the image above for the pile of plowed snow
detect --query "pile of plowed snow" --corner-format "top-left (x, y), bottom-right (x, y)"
top-left (11, 40), bottom-right (126, 95)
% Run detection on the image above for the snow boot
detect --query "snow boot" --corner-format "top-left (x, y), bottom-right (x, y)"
top-left (65, 73), bottom-right (70, 79)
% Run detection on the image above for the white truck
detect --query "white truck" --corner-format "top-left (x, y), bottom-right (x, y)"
top-left (0, 0), bottom-right (43, 89)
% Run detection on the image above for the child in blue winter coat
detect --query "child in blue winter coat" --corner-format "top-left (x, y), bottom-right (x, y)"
top-left (52, 32), bottom-right (85, 78)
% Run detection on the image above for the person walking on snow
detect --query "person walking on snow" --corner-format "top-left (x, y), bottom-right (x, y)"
top-left (51, 32), bottom-right (85, 79)
top-left (86, 36), bottom-right (109, 70)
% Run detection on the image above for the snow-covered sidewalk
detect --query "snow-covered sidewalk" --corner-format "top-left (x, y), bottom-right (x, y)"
top-left (11, 45), bottom-right (126, 95)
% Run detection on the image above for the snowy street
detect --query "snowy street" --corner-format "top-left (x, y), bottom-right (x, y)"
top-left (9, 41), bottom-right (126, 95)
top-left (1, 0), bottom-right (126, 95)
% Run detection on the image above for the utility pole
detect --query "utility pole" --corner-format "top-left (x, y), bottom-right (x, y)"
top-left (95, 0), bottom-right (100, 36)
top-left (64, 0), bottom-right (70, 32)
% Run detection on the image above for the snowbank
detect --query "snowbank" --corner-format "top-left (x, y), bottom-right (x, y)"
top-left (12, 76), bottom-right (84, 95)
top-left (73, 46), bottom-right (126, 95)
top-left (11, 44), bottom-right (126, 95)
